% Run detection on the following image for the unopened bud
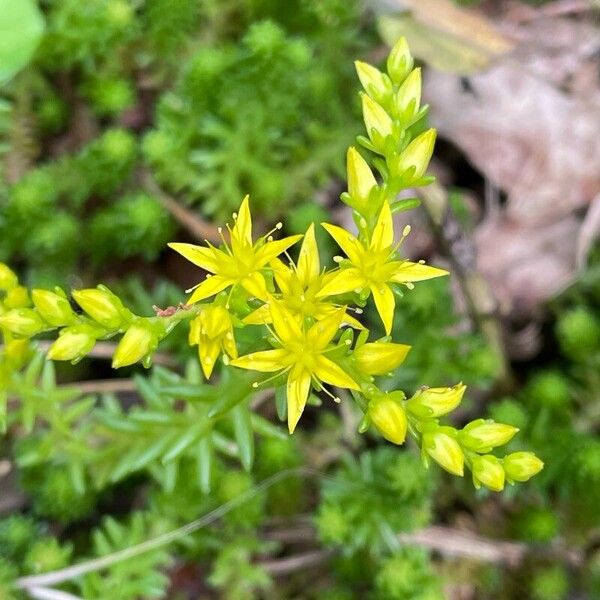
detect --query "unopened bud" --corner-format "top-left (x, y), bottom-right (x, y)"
top-left (459, 419), bottom-right (519, 453)
top-left (0, 308), bottom-right (45, 337)
top-left (32, 289), bottom-right (75, 327)
top-left (354, 342), bottom-right (411, 376)
top-left (346, 147), bottom-right (377, 211)
top-left (0, 264), bottom-right (18, 291)
top-left (354, 61), bottom-right (391, 102)
top-left (472, 454), bottom-right (505, 492)
top-left (503, 452), bottom-right (544, 483)
top-left (112, 320), bottom-right (157, 368)
top-left (387, 37), bottom-right (414, 85)
top-left (406, 383), bottom-right (466, 418)
top-left (361, 94), bottom-right (393, 149)
top-left (72, 286), bottom-right (132, 329)
top-left (367, 392), bottom-right (407, 445)
top-left (422, 427), bottom-right (464, 476)
top-left (4, 286), bottom-right (30, 309)
top-left (394, 129), bottom-right (436, 181)
top-left (47, 326), bottom-right (96, 362)
top-left (394, 68), bottom-right (421, 123)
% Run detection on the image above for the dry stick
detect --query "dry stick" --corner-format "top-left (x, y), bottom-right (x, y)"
top-left (28, 588), bottom-right (83, 600)
top-left (418, 183), bottom-right (514, 390)
top-left (67, 379), bottom-right (138, 395)
top-left (140, 170), bottom-right (221, 243)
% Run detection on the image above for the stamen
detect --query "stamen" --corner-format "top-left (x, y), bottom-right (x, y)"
top-left (333, 256), bottom-right (344, 263)
top-left (252, 366), bottom-right (291, 389)
top-left (406, 282), bottom-right (415, 290)
top-left (185, 282), bottom-right (202, 294)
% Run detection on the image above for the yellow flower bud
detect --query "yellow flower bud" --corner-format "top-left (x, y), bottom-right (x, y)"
top-left (368, 393), bottom-right (407, 445)
top-left (32, 289), bottom-right (75, 327)
top-left (0, 308), bottom-right (45, 337)
top-left (346, 147), bottom-right (377, 211)
top-left (72, 287), bottom-right (132, 329)
top-left (406, 383), bottom-right (466, 418)
top-left (503, 452), bottom-right (544, 483)
top-left (0, 263), bottom-right (18, 291)
top-left (361, 93), bottom-right (393, 147)
top-left (472, 455), bottom-right (505, 492)
top-left (394, 68), bottom-right (421, 123)
top-left (4, 286), bottom-right (30, 309)
top-left (4, 338), bottom-right (31, 367)
top-left (423, 427), bottom-right (464, 476)
top-left (394, 129), bottom-right (436, 181)
top-left (112, 321), bottom-right (157, 368)
top-left (387, 37), bottom-right (414, 85)
top-left (459, 419), bottom-right (519, 453)
top-left (47, 326), bottom-right (96, 362)
top-left (354, 60), bottom-right (390, 101)
top-left (354, 341), bottom-right (410, 376)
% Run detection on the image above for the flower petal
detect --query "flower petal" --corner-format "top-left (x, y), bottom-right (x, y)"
top-left (314, 356), bottom-right (360, 390)
top-left (307, 307), bottom-right (345, 349)
top-left (243, 304), bottom-right (271, 325)
top-left (321, 223), bottom-right (363, 265)
top-left (241, 272), bottom-right (268, 300)
top-left (369, 202), bottom-right (394, 251)
top-left (188, 276), bottom-right (232, 304)
top-left (199, 338), bottom-right (221, 379)
top-left (254, 235), bottom-right (303, 268)
top-left (353, 342), bottom-right (411, 375)
top-left (297, 224), bottom-right (320, 286)
top-left (232, 195), bottom-right (252, 246)
top-left (271, 257), bottom-right (293, 295)
top-left (316, 268), bottom-right (366, 298)
top-left (370, 283), bottom-right (395, 335)
top-left (390, 261), bottom-right (448, 283)
top-left (168, 243), bottom-right (219, 273)
top-left (269, 298), bottom-right (303, 343)
top-left (287, 367), bottom-right (312, 434)
top-left (230, 349), bottom-right (290, 372)
top-left (315, 304), bottom-right (365, 330)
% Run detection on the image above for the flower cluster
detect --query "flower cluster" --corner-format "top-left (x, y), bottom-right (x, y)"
top-left (0, 38), bottom-right (543, 490)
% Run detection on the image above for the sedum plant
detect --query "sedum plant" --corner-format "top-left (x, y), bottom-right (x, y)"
top-left (0, 39), bottom-right (542, 496)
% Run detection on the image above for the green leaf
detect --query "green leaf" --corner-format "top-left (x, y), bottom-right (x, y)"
top-left (232, 403), bottom-right (254, 471)
top-left (196, 434), bottom-right (213, 494)
top-left (0, 0), bottom-right (45, 85)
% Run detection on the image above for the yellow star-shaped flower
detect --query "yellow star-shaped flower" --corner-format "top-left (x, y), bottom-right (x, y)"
top-left (244, 224), bottom-right (363, 330)
top-left (318, 202), bottom-right (448, 335)
top-left (169, 196), bottom-right (302, 304)
top-left (230, 299), bottom-right (359, 434)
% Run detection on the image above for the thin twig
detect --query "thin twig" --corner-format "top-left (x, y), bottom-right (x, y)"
top-left (261, 549), bottom-right (336, 576)
top-left (140, 170), bottom-right (221, 242)
top-left (66, 379), bottom-right (138, 395)
top-left (28, 588), bottom-right (83, 600)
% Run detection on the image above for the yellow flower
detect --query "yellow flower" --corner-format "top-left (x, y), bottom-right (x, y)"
top-left (189, 304), bottom-right (238, 379)
top-left (169, 196), bottom-right (302, 304)
top-left (318, 202), bottom-right (448, 335)
top-left (244, 224), bottom-right (363, 330)
top-left (231, 299), bottom-right (359, 434)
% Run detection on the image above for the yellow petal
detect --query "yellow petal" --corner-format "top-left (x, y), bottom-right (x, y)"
top-left (353, 342), bottom-right (411, 375)
top-left (241, 271), bottom-right (268, 300)
top-left (316, 268), bottom-right (366, 298)
top-left (243, 304), bottom-right (271, 325)
top-left (188, 276), bottom-right (233, 304)
top-left (232, 195), bottom-right (252, 246)
top-left (390, 261), bottom-right (448, 283)
top-left (369, 202), bottom-right (394, 252)
top-left (307, 307), bottom-right (345, 349)
top-left (321, 223), bottom-right (363, 265)
top-left (168, 243), bottom-right (219, 273)
top-left (287, 367), bottom-right (312, 434)
top-left (314, 356), bottom-right (360, 390)
top-left (254, 235), bottom-right (303, 268)
top-left (371, 283), bottom-right (395, 335)
top-left (347, 147), bottom-right (377, 207)
top-left (297, 224), bottom-right (320, 286)
top-left (199, 338), bottom-right (221, 379)
top-left (271, 257), bottom-right (293, 295)
top-left (315, 304), bottom-right (365, 330)
top-left (230, 348), bottom-right (290, 372)
top-left (269, 298), bottom-right (303, 344)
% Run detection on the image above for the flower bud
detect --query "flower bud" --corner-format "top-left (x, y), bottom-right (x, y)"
top-left (4, 286), bottom-right (30, 309)
top-left (361, 93), bottom-right (393, 148)
top-left (72, 286), bottom-right (132, 329)
top-left (503, 452), bottom-right (544, 483)
top-left (4, 338), bottom-right (31, 367)
top-left (354, 60), bottom-right (390, 101)
top-left (0, 308), bottom-right (45, 337)
top-left (422, 427), bottom-right (464, 476)
top-left (472, 454), bottom-right (505, 492)
top-left (367, 393), bottom-right (407, 445)
top-left (354, 342), bottom-right (411, 376)
top-left (387, 37), bottom-right (414, 85)
top-left (112, 320), bottom-right (158, 368)
top-left (459, 419), bottom-right (519, 453)
top-left (0, 263), bottom-right (18, 291)
top-left (346, 147), bottom-right (377, 212)
top-left (406, 383), bottom-right (466, 418)
top-left (394, 129), bottom-right (436, 181)
top-left (47, 326), bottom-right (96, 362)
top-left (32, 289), bottom-right (75, 327)
top-left (394, 68), bottom-right (421, 123)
